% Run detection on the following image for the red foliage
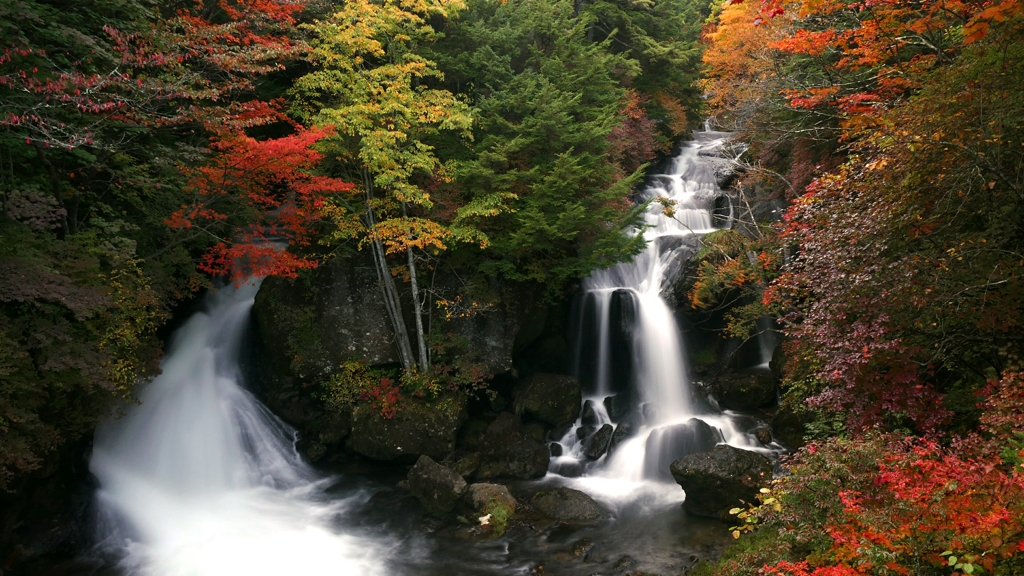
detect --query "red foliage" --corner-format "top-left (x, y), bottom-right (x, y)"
top-left (1, 0), bottom-right (307, 148)
top-left (762, 435), bottom-right (1024, 575)
top-left (361, 377), bottom-right (403, 420)
top-left (167, 121), bottom-right (355, 281)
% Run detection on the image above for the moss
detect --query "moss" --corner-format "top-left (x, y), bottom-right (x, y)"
top-left (483, 498), bottom-right (515, 537)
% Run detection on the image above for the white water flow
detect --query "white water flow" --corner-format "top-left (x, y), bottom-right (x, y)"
top-left (548, 130), bottom-right (778, 510)
top-left (90, 282), bottom-right (389, 576)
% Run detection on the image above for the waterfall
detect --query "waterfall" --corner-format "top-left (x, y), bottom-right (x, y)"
top-left (90, 282), bottom-right (389, 576)
top-left (548, 130), bottom-right (778, 506)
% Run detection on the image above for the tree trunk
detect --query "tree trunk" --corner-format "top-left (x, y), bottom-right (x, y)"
top-left (403, 202), bottom-right (429, 372)
top-left (364, 171), bottom-right (416, 372)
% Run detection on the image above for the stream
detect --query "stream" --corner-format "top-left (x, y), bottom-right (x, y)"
top-left (81, 128), bottom-right (779, 576)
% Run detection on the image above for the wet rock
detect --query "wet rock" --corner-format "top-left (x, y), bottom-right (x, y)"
top-left (584, 424), bottom-right (614, 460)
top-left (643, 419), bottom-right (722, 479)
top-left (771, 405), bottom-right (812, 449)
top-left (531, 487), bottom-right (603, 523)
top-left (752, 426), bottom-right (773, 445)
top-left (549, 443), bottom-right (563, 457)
top-left (513, 372), bottom-right (582, 429)
top-left (465, 483), bottom-right (518, 513)
top-left (576, 425), bottom-right (595, 440)
top-left (613, 555), bottom-right (637, 570)
top-left (769, 341), bottom-right (787, 381)
top-left (711, 371), bottom-right (778, 411)
top-left (475, 412), bottom-right (551, 479)
top-left (571, 537), bottom-right (594, 558)
top-left (609, 417), bottom-right (636, 451)
top-left (603, 394), bottom-right (631, 421)
top-left (349, 394), bottom-right (467, 461)
top-left (670, 445), bottom-right (773, 521)
top-left (581, 400), bottom-right (600, 426)
top-left (407, 456), bottom-right (468, 516)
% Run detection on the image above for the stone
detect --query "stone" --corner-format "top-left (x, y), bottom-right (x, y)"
top-left (513, 373), bottom-right (582, 428)
top-left (643, 419), bottom-right (722, 479)
top-left (609, 417), bottom-right (636, 451)
top-left (530, 487), bottom-right (603, 523)
top-left (407, 456), bottom-right (468, 516)
top-left (670, 445), bottom-right (773, 521)
top-left (603, 394), bottom-right (631, 421)
top-left (583, 424), bottom-right (613, 460)
top-left (771, 405), bottom-right (812, 449)
top-left (253, 251), bottom-right (400, 380)
top-left (475, 412), bottom-right (551, 479)
top-left (464, 483), bottom-right (518, 513)
top-left (711, 371), bottom-right (778, 411)
top-left (576, 425), bottom-right (595, 440)
top-left (752, 426), bottom-right (773, 445)
top-left (451, 452), bottom-right (481, 477)
top-left (549, 442), bottom-right (563, 457)
top-left (349, 394), bottom-right (467, 461)
top-left (253, 250), bottom-right (540, 381)
top-left (581, 399), bottom-right (600, 426)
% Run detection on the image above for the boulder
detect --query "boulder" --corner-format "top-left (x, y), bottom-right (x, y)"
top-left (609, 416), bottom-right (636, 451)
top-left (512, 373), bottom-right (582, 428)
top-left (530, 487), bottom-right (603, 523)
top-left (580, 399), bottom-right (600, 426)
top-left (475, 412), bottom-right (550, 479)
top-left (584, 424), bottom-right (614, 460)
top-left (603, 394), bottom-right (631, 421)
top-left (670, 445), bottom-right (773, 521)
top-left (253, 251), bottom-right (399, 381)
top-left (253, 251), bottom-right (538, 381)
top-left (643, 419), bottom-right (722, 479)
top-left (464, 483), bottom-right (518, 513)
top-left (349, 394), bottom-right (467, 461)
top-left (407, 456), bottom-right (468, 516)
top-left (711, 371), bottom-right (778, 411)
top-left (771, 405), bottom-right (812, 449)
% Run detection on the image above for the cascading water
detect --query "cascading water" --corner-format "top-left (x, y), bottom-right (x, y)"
top-left (548, 129), bottom-right (779, 506)
top-left (90, 282), bottom-right (389, 576)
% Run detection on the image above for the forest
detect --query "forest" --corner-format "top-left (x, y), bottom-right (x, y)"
top-left (1, 0), bottom-right (1023, 573)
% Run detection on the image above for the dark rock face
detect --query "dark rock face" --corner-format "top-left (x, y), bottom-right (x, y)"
top-left (530, 487), bottom-right (603, 523)
top-left (349, 394), bottom-right (467, 461)
top-left (407, 456), bottom-right (468, 516)
top-left (711, 371), bottom-right (778, 411)
top-left (584, 424), bottom-right (614, 460)
top-left (771, 405), bottom-right (812, 449)
top-left (513, 373), bottom-right (582, 428)
top-left (670, 445), bottom-right (773, 521)
top-left (609, 416), bottom-right (637, 451)
top-left (603, 394), bottom-right (631, 421)
top-left (643, 419), bottom-right (722, 479)
top-left (580, 399), bottom-right (600, 426)
top-left (465, 483), bottom-right (518, 513)
top-left (475, 412), bottom-right (550, 479)
top-left (253, 253), bottom-right (537, 382)
top-left (253, 251), bottom-right (399, 381)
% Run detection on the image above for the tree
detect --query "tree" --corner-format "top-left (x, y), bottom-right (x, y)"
top-left (425, 0), bottom-right (649, 293)
top-left (293, 0), bottom-right (479, 373)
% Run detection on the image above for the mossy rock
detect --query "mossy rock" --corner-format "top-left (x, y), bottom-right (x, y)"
top-left (349, 393), bottom-right (468, 461)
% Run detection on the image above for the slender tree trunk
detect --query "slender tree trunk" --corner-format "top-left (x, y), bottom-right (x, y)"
top-left (402, 202), bottom-right (429, 372)
top-left (364, 170), bottom-right (415, 372)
